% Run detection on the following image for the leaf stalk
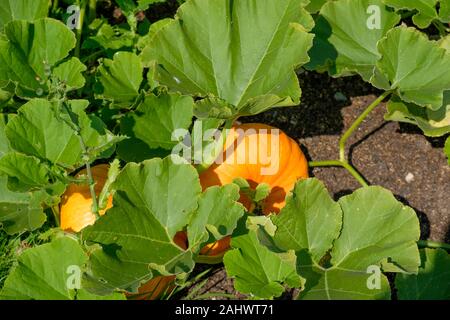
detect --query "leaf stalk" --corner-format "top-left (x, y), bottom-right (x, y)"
top-left (309, 91), bottom-right (392, 188)
top-left (418, 240), bottom-right (450, 250)
top-left (339, 91), bottom-right (392, 162)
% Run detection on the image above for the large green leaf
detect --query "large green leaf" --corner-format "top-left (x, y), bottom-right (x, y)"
top-left (382, 0), bottom-right (444, 28)
top-left (307, 0), bottom-right (400, 81)
top-left (396, 249), bottom-right (450, 300)
top-left (371, 26), bottom-right (450, 110)
top-left (0, 0), bottom-right (48, 32)
top-left (141, 0), bottom-right (314, 117)
top-left (96, 52), bottom-right (144, 108)
top-left (82, 157), bottom-right (199, 293)
top-left (0, 175), bottom-right (46, 235)
top-left (188, 184), bottom-right (245, 251)
top-left (111, 157), bottom-right (201, 237)
top-left (272, 179), bottom-right (342, 262)
top-left (223, 226), bottom-right (304, 299)
top-left (0, 237), bottom-right (125, 300)
top-left (385, 94), bottom-right (450, 137)
top-left (0, 18), bottom-right (76, 98)
top-left (5, 99), bottom-right (117, 168)
top-left (0, 114), bottom-right (10, 156)
top-left (271, 178), bottom-right (420, 300)
top-left (119, 92), bottom-right (193, 150)
top-left (0, 152), bottom-right (51, 192)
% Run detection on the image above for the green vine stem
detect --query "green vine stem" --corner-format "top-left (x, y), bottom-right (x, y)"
top-left (339, 91), bottom-right (392, 161)
top-left (418, 240), bottom-right (450, 250)
top-left (309, 160), bottom-right (369, 187)
top-left (60, 100), bottom-right (100, 219)
top-left (87, 0), bottom-right (97, 25)
top-left (52, 0), bottom-right (59, 15)
top-left (309, 91), bottom-right (392, 188)
top-left (51, 206), bottom-right (60, 227)
top-left (433, 20), bottom-right (448, 38)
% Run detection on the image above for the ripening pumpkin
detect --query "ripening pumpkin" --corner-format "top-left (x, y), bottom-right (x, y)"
top-left (198, 123), bottom-right (309, 257)
top-left (60, 164), bottom-right (113, 232)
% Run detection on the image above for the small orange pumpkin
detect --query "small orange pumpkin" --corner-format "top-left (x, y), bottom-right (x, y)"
top-left (198, 123), bottom-right (309, 257)
top-left (60, 164), bottom-right (113, 233)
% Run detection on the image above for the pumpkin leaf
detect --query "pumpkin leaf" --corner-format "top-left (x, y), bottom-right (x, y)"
top-left (82, 157), bottom-right (199, 293)
top-left (119, 92), bottom-right (194, 150)
top-left (0, 114), bottom-right (11, 157)
top-left (0, 152), bottom-right (52, 192)
top-left (272, 178), bottom-right (342, 262)
top-left (254, 183), bottom-right (272, 203)
top-left (52, 57), bottom-right (87, 91)
top-left (0, 175), bottom-right (46, 235)
top-left (307, 0), bottom-right (400, 81)
top-left (0, 237), bottom-right (126, 300)
top-left (116, 0), bottom-right (166, 15)
top-left (396, 249), bottom-right (450, 300)
top-left (439, 1), bottom-right (450, 23)
top-left (96, 52), bottom-right (144, 108)
top-left (385, 94), bottom-right (450, 137)
top-left (232, 179), bottom-right (271, 204)
top-left (0, 0), bottom-right (49, 32)
top-left (371, 26), bottom-right (450, 110)
top-left (270, 178), bottom-right (420, 300)
top-left (84, 23), bottom-right (134, 52)
top-left (187, 184), bottom-right (245, 251)
top-left (5, 99), bottom-right (118, 168)
top-left (382, 0), bottom-right (443, 28)
top-left (141, 0), bottom-right (314, 118)
top-left (0, 18), bottom-right (76, 98)
top-left (223, 224), bottom-right (304, 299)
top-left (305, 0), bottom-right (331, 13)
top-left (439, 35), bottom-right (450, 52)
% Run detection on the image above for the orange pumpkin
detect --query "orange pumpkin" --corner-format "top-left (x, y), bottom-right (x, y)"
top-left (60, 164), bottom-right (113, 232)
top-left (198, 123), bottom-right (309, 257)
